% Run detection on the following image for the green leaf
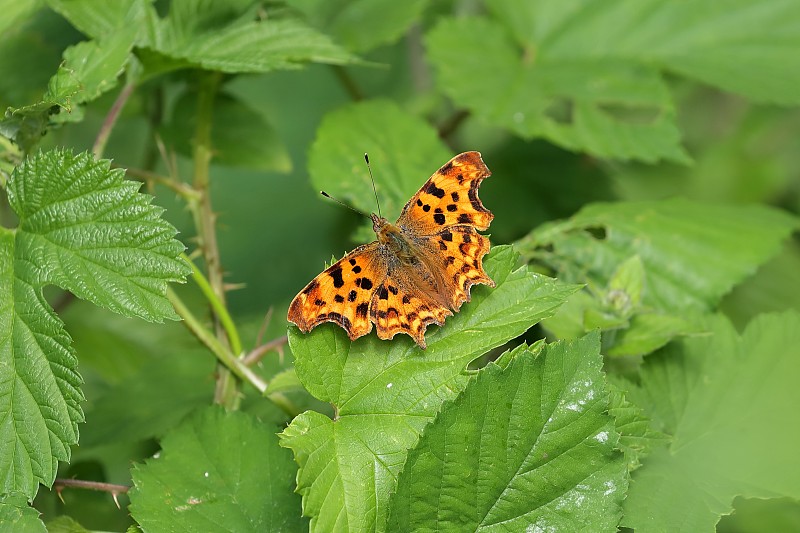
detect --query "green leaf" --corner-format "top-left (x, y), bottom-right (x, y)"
top-left (606, 312), bottom-right (702, 357)
top-left (425, 16), bottom-right (686, 162)
top-left (161, 91), bottom-right (291, 173)
top-left (280, 246), bottom-right (581, 532)
top-left (0, 0), bottom-right (40, 36)
top-left (520, 199), bottom-right (798, 314)
top-left (7, 149), bottom-right (189, 321)
top-left (1, 32), bottom-right (133, 150)
top-left (141, 1), bottom-right (357, 74)
top-left (46, 0), bottom-right (147, 39)
top-left (388, 332), bottom-right (627, 531)
top-left (426, 0), bottom-right (800, 161)
top-left (622, 312), bottom-right (800, 531)
top-left (607, 382), bottom-right (669, 471)
top-left (0, 493), bottom-right (45, 533)
top-left (44, 515), bottom-right (92, 533)
top-left (0, 228), bottom-right (83, 501)
top-left (129, 407), bottom-right (306, 532)
top-left (285, 0), bottom-right (429, 52)
top-left (308, 100), bottom-right (452, 221)
top-left (0, 149), bottom-right (188, 500)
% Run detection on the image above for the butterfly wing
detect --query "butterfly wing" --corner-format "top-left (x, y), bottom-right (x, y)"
top-left (287, 242), bottom-right (388, 341)
top-left (396, 151), bottom-right (493, 234)
top-left (369, 278), bottom-right (452, 350)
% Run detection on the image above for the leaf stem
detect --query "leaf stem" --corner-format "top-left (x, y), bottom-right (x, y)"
top-left (93, 82), bottom-right (136, 159)
top-left (168, 288), bottom-right (267, 393)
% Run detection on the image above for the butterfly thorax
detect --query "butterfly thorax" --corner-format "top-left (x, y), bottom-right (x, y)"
top-left (372, 213), bottom-right (417, 265)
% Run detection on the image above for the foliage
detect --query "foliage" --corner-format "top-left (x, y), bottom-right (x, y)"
top-left (0, 0), bottom-right (798, 532)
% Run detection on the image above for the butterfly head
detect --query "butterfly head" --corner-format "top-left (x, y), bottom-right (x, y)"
top-left (371, 213), bottom-right (389, 234)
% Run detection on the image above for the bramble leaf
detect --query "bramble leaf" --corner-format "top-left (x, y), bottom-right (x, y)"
top-left (426, 0), bottom-right (800, 161)
top-left (0, 493), bottom-right (45, 533)
top-left (521, 199), bottom-right (798, 314)
top-left (388, 332), bottom-right (627, 531)
top-left (622, 312), bottom-right (800, 531)
top-left (280, 246), bottom-right (580, 532)
top-left (0, 149), bottom-right (188, 500)
top-left (129, 407), bottom-right (305, 532)
top-left (285, 0), bottom-right (429, 52)
top-left (140, 0), bottom-right (357, 74)
top-left (308, 100), bottom-right (452, 222)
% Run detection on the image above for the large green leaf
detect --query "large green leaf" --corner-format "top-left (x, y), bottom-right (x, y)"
top-left (279, 246), bottom-right (580, 532)
top-left (285, 0), bottom-right (429, 52)
top-left (425, 0), bottom-right (800, 161)
top-left (8, 149), bottom-right (189, 321)
top-left (0, 149), bottom-right (188, 500)
top-left (140, 0), bottom-right (357, 73)
top-left (129, 407), bottom-right (306, 532)
top-left (308, 100), bottom-right (452, 223)
top-left (519, 199), bottom-right (798, 314)
top-left (388, 332), bottom-right (627, 531)
top-left (46, 0), bottom-right (147, 39)
top-left (0, 228), bottom-right (83, 501)
top-left (622, 312), bottom-right (800, 531)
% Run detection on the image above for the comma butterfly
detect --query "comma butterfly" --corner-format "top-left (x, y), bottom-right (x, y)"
top-left (287, 151), bottom-right (494, 349)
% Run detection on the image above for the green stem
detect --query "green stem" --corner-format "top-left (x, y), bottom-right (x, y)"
top-left (183, 253), bottom-right (242, 356)
top-left (168, 289), bottom-right (267, 393)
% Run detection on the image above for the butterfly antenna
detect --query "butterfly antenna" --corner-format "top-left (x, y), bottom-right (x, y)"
top-left (319, 191), bottom-right (370, 219)
top-left (364, 153), bottom-right (382, 219)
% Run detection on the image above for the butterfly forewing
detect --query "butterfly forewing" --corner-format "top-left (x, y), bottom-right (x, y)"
top-left (396, 151), bottom-right (493, 235)
top-left (287, 243), bottom-right (388, 341)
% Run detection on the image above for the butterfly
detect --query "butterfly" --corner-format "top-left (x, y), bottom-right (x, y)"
top-left (287, 151), bottom-right (494, 349)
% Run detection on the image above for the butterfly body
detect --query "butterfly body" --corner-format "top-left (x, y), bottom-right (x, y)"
top-left (288, 151), bottom-right (495, 349)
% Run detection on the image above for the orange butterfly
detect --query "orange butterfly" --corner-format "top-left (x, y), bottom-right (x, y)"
top-left (287, 151), bottom-right (494, 349)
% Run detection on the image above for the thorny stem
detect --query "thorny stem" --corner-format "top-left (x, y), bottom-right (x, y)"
top-left (123, 166), bottom-right (200, 200)
top-left (93, 82), bottom-right (136, 159)
top-left (243, 335), bottom-right (288, 367)
top-left (54, 478), bottom-right (129, 509)
top-left (188, 72), bottom-right (241, 408)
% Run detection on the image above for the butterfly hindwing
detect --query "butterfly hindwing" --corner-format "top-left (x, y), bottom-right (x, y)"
top-left (427, 226), bottom-right (495, 310)
top-left (397, 151), bottom-right (493, 235)
top-left (287, 243), bottom-right (388, 341)
top-left (369, 278), bottom-right (451, 349)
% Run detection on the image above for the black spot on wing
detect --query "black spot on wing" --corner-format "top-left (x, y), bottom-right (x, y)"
top-left (463, 234), bottom-right (471, 243)
top-left (303, 280), bottom-right (319, 294)
top-left (440, 161), bottom-right (454, 173)
top-left (426, 182), bottom-right (446, 198)
top-left (388, 285), bottom-right (398, 295)
top-left (361, 278), bottom-right (373, 290)
top-left (457, 213), bottom-right (473, 224)
top-left (348, 290), bottom-right (357, 302)
top-left (377, 285), bottom-right (389, 300)
top-left (451, 192), bottom-right (459, 201)
top-left (329, 266), bottom-right (344, 288)
top-left (353, 265), bottom-right (362, 274)
top-left (447, 204), bottom-right (457, 212)
top-left (356, 302), bottom-right (369, 318)
top-left (334, 295), bottom-right (344, 303)
top-left (434, 213), bottom-right (446, 225)
top-left (422, 204), bottom-right (431, 212)
top-left (314, 299), bottom-right (325, 306)
top-left (441, 231), bottom-right (453, 241)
